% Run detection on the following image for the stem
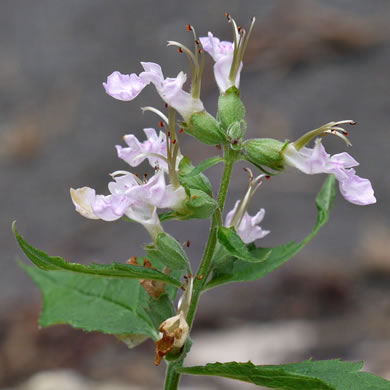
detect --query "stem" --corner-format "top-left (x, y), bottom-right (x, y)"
top-left (162, 146), bottom-right (237, 390)
top-left (164, 361), bottom-right (182, 389)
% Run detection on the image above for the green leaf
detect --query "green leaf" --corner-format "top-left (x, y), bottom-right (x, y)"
top-left (151, 232), bottom-right (191, 271)
top-left (184, 156), bottom-right (224, 177)
top-left (217, 226), bottom-right (271, 263)
top-left (206, 175), bottom-right (336, 290)
top-left (178, 359), bottom-right (390, 389)
top-left (21, 264), bottom-right (175, 341)
top-left (179, 156), bottom-right (213, 195)
top-left (13, 223), bottom-right (181, 287)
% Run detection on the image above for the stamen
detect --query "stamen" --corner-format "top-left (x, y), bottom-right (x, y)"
top-left (243, 167), bottom-right (254, 181)
top-left (334, 119), bottom-right (356, 126)
top-left (178, 47), bottom-right (183, 53)
top-left (159, 121), bottom-right (164, 128)
top-left (179, 128), bottom-right (184, 134)
top-left (225, 12), bottom-right (231, 21)
top-left (110, 170), bottom-right (131, 177)
top-left (192, 195), bottom-right (197, 200)
top-left (141, 106), bottom-right (169, 125)
top-left (186, 24), bottom-right (192, 31)
top-left (322, 130), bottom-right (352, 146)
top-left (172, 139), bottom-right (176, 144)
top-left (186, 240), bottom-right (190, 247)
top-left (167, 131), bottom-right (171, 137)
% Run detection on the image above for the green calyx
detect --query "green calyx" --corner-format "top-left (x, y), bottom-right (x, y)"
top-left (217, 87), bottom-right (246, 131)
top-left (184, 111), bottom-right (225, 145)
top-left (243, 138), bottom-right (286, 172)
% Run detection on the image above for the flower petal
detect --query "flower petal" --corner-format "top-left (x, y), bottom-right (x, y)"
top-left (338, 169), bottom-right (376, 205)
top-left (70, 187), bottom-right (99, 219)
top-left (103, 71), bottom-right (148, 101)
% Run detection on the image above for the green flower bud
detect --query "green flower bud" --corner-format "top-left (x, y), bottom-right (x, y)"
top-left (181, 189), bottom-right (217, 219)
top-left (218, 87), bottom-right (246, 130)
top-left (226, 120), bottom-right (247, 151)
top-left (243, 138), bottom-right (286, 172)
top-left (184, 111), bottom-right (225, 145)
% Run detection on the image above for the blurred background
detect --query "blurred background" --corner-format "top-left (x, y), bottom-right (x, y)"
top-left (1, 0), bottom-right (390, 389)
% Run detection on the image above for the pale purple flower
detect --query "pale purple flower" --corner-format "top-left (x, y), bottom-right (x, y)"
top-left (116, 128), bottom-right (168, 170)
top-left (200, 32), bottom-right (242, 92)
top-left (70, 170), bottom-right (187, 239)
top-left (283, 139), bottom-right (376, 205)
top-left (103, 63), bottom-right (204, 121)
top-left (139, 62), bottom-right (204, 121)
top-left (225, 201), bottom-right (270, 244)
top-left (103, 71), bottom-right (147, 101)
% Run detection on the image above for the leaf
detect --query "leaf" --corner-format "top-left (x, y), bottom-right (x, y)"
top-left (178, 156), bottom-right (213, 195)
top-left (206, 175), bottom-right (336, 290)
top-left (150, 232), bottom-right (191, 272)
top-left (13, 223), bottom-right (181, 288)
top-left (184, 156), bottom-right (224, 177)
top-left (21, 264), bottom-right (175, 340)
top-left (217, 226), bottom-right (271, 262)
top-left (178, 359), bottom-right (390, 389)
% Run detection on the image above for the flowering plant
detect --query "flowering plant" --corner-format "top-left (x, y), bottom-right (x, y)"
top-left (14, 14), bottom-right (389, 390)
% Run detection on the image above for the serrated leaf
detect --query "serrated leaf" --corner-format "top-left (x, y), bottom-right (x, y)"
top-left (206, 175), bottom-right (336, 289)
top-left (178, 359), bottom-right (390, 390)
top-left (145, 232), bottom-right (191, 272)
top-left (21, 264), bottom-right (175, 341)
top-left (184, 156), bottom-right (224, 177)
top-left (217, 226), bottom-right (271, 263)
top-left (13, 223), bottom-right (181, 287)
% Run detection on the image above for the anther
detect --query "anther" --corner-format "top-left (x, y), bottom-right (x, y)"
top-left (186, 24), bottom-right (192, 31)
top-left (197, 275), bottom-right (204, 280)
top-left (198, 48), bottom-right (202, 54)
top-left (195, 39), bottom-right (200, 45)
top-left (216, 144), bottom-right (222, 150)
top-left (178, 47), bottom-right (183, 53)
top-left (135, 173), bottom-right (140, 178)
top-left (192, 195), bottom-right (197, 200)
top-left (225, 12), bottom-right (231, 20)
top-left (126, 256), bottom-right (138, 265)
top-left (172, 139), bottom-right (177, 144)
top-left (186, 240), bottom-right (190, 247)
top-left (165, 103), bottom-right (168, 108)
top-left (179, 128), bottom-right (184, 134)
top-left (159, 121), bottom-right (164, 127)
top-left (167, 131), bottom-right (171, 137)
top-left (144, 173), bottom-right (148, 178)
top-left (238, 26), bottom-right (242, 32)
top-left (266, 175), bottom-right (271, 180)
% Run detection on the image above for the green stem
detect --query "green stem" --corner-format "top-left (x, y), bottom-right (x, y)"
top-left (163, 146), bottom-right (237, 390)
top-left (164, 361), bottom-right (182, 389)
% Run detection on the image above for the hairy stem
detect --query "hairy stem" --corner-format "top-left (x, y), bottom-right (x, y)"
top-left (163, 146), bottom-right (237, 389)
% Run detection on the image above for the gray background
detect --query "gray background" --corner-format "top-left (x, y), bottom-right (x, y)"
top-left (1, 0), bottom-right (390, 388)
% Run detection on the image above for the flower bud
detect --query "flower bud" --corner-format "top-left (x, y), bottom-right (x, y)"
top-left (184, 111), bottom-right (225, 145)
top-left (226, 120), bottom-right (247, 150)
top-left (243, 138), bottom-right (285, 172)
top-left (217, 87), bottom-right (245, 130)
top-left (182, 189), bottom-right (218, 219)
top-left (155, 312), bottom-right (189, 365)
